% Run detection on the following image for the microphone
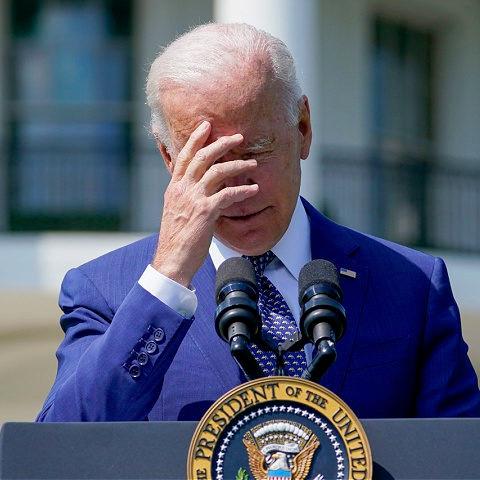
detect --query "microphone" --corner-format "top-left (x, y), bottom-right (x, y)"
top-left (215, 257), bottom-right (263, 380)
top-left (298, 259), bottom-right (346, 382)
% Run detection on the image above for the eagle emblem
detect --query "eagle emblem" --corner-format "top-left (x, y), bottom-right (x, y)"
top-left (242, 420), bottom-right (320, 480)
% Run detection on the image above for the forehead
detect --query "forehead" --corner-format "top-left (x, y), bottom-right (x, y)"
top-left (162, 78), bottom-right (284, 148)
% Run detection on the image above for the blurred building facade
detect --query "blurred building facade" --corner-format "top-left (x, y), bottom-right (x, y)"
top-left (0, 0), bottom-right (479, 421)
top-left (0, 0), bottom-right (479, 249)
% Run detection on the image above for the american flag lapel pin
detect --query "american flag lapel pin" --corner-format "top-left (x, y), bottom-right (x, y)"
top-left (340, 267), bottom-right (357, 279)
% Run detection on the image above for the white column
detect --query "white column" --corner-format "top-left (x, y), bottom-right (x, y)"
top-left (214, 0), bottom-right (323, 207)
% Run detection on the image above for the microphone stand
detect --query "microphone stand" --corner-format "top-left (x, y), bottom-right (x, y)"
top-left (302, 338), bottom-right (337, 383)
top-left (228, 324), bottom-right (264, 381)
top-left (276, 332), bottom-right (303, 377)
top-left (216, 304), bottom-right (264, 381)
top-left (278, 331), bottom-right (337, 382)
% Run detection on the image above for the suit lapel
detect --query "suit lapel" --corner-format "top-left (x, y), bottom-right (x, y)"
top-left (303, 199), bottom-right (369, 395)
top-left (174, 198), bottom-right (369, 395)
top-left (190, 255), bottom-right (243, 390)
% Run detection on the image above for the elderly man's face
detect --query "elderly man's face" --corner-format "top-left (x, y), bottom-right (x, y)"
top-left (161, 74), bottom-right (312, 255)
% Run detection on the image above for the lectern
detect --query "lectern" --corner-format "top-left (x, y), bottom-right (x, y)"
top-left (1, 419), bottom-right (479, 479)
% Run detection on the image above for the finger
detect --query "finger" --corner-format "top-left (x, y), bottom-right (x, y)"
top-left (172, 121), bottom-right (211, 180)
top-left (210, 184), bottom-right (259, 211)
top-left (201, 159), bottom-right (257, 193)
top-left (185, 133), bottom-right (244, 180)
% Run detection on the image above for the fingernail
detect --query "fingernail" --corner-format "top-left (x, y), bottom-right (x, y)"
top-left (200, 121), bottom-right (210, 130)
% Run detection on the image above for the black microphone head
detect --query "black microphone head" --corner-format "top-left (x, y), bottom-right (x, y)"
top-left (215, 257), bottom-right (257, 302)
top-left (298, 259), bottom-right (341, 304)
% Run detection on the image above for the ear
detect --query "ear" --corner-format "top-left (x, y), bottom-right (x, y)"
top-left (298, 95), bottom-right (312, 160)
top-left (157, 139), bottom-right (174, 175)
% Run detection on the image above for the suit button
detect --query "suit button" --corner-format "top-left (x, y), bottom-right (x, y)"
top-left (137, 352), bottom-right (149, 366)
top-left (129, 364), bottom-right (141, 379)
top-left (145, 340), bottom-right (157, 354)
top-left (153, 328), bottom-right (165, 343)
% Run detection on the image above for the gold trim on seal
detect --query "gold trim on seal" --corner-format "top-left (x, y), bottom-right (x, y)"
top-left (187, 376), bottom-right (372, 480)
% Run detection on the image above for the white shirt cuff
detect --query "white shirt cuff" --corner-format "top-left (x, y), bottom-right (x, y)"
top-left (138, 265), bottom-right (198, 318)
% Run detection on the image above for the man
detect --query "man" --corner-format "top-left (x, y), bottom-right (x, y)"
top-left (37, 23), bottom-right (480, 422)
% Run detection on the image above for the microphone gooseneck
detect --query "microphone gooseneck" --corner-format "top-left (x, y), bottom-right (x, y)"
top-left (215, 257), bottom-right (263, 380)
top-left (298, 259), bottom-right (346, 382)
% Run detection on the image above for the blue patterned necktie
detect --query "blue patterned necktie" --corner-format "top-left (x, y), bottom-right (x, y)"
top-left (244, 251), bottom-right (307, 377)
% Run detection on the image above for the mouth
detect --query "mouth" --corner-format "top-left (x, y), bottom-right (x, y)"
top-left (222, 206), bottom-right (270, 221)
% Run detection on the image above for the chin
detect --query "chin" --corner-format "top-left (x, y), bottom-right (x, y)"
top-left (215, 224), bottom-right (282, 256)
top-left (215, 205), bottom-right (291, 254)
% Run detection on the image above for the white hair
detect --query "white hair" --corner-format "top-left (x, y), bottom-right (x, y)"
top-left (145, 22), bottom-right (302, 151)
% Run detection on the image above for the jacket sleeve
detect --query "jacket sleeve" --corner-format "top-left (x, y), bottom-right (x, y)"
top-left (36, 266), bottom-right (194, 421)
top-left (415, 257), bottom-right (480, 417)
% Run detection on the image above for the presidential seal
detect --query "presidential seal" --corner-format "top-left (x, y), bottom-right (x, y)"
top-left (187, 377), bottom-right (372, 480)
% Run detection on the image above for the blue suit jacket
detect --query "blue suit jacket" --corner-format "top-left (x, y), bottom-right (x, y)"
top-left (37, 200), bottom-right (480, 421)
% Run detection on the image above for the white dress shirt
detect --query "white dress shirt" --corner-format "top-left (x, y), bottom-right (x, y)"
top-left (138, 197), bottom-right (312, 358)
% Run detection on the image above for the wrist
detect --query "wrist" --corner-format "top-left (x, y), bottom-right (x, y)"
top-left (151, 258), bottom-right (192, 288)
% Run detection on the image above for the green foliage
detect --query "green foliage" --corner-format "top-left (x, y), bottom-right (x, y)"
top-left (235, 467), bottom-right (250, 480)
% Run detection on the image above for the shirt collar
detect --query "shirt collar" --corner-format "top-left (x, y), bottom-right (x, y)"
top-left (209, 197), bottom-right (311, 280)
